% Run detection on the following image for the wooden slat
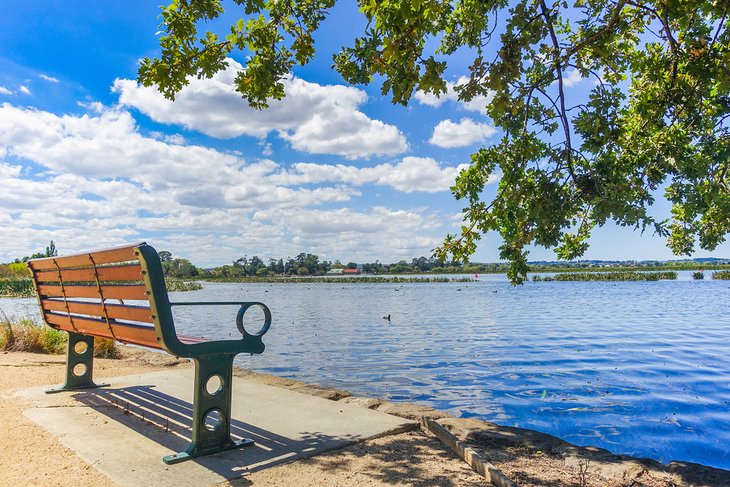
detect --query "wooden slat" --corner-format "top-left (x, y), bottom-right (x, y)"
top-left (41, 299), bottom-right (153, 324)
top-left (28, 243), bottom-right (143, 270)
top-left (45, 313), bottom-right (161, 349)
top-left (38, 284), bottom-right (148, 301)
top-left (34, 264), bottom-right (144, 283)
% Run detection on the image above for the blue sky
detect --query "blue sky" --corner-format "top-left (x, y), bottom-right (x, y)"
top-left (1, 1), bottom-right (727, 265)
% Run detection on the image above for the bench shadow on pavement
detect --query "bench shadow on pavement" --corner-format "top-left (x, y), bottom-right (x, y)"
top-left (72, 385), bottom-right (358, 480)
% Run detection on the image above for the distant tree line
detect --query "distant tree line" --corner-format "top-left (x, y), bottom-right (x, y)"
top-left (154, 250), bottom-right (730, 279)
top-left (153, 251), bottom-right (474, 279)
top-left (2, 242), bottom-right (729, 281)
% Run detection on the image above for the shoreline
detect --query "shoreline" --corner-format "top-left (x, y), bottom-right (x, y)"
top-left (231, 359), bottom-right (730, 486)
top-left (2, 347), bottom-right (729, 486)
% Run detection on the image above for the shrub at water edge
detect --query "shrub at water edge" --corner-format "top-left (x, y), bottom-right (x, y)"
top-left (712, 270), bottom-right (730, 280)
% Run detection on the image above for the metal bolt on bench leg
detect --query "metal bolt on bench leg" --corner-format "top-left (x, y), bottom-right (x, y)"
top-left (46, 332), bottom-right (109, 394)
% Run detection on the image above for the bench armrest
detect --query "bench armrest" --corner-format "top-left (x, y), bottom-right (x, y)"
top-left (169, 301), bottom-right (272, 338)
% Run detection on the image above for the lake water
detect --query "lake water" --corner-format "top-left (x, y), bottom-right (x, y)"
top-left (2, 271), bottom-right (729, 470)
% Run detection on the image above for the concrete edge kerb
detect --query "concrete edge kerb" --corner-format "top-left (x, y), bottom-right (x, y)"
top-left (421, 417), bottom-right (517, 487)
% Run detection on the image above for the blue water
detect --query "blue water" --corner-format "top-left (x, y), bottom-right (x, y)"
top-left (3, 271), bottom-right (729, 469)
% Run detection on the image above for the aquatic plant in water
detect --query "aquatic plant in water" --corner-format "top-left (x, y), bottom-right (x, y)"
top-left (204, 276), bottom-right (474, 284)
top-left (712, 270), bottom-right (730, 280)
top-left (533, 271), bottom-right (677, 282)
top-left (0, 278), bottom-right (35, 297)
top-left (164, 279), bottom-right (203, 291)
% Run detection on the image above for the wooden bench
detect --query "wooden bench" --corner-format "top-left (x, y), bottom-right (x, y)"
top-left (27, 242), bottom-right (272, 464)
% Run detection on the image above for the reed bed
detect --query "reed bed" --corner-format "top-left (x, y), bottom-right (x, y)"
top-left (206, 276), bottom-right (474, 284)
top-left (0, 278), bottom-right (35, 297)
top-left (165, 279), bottom-right (203, 291)
top-left (712, 270), bottom-right (730, 280)
top-left (533, 271), bottom-right (678, 282)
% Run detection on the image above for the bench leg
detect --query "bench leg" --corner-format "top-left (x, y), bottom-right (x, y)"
top-left (46, 332), bottom-right (109, 394)
top-left (163, 353), bottom-right (253, 464)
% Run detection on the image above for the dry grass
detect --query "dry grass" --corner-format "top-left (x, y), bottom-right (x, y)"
top-left (93, 337), bottom-right (121, 359)
top-left (0, 315), bottom-right (120, 358)
top-left (0, 317), bottom-right (66, 354)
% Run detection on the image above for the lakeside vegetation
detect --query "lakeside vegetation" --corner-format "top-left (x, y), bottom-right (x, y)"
top-left (206, 276), bottom-right (474, 284)
top-left (164, 279), bottom-right (203, 291)
top-left (0, 279), bottom-right (34, 297)
top-left (0, 241), bottom-right (202, 297)
top-left (0, 316), bottom-right (119, 358)
top-left (712, 270), bottom-right (730, 280)
top-left (155, 249), bottom-right (730, 280)
top-left (2, 242), bottom-right (728, 290)
top-left (533, 271), bottom-right (678, 282)
top-left (0, 277), bottom-right (200, 298)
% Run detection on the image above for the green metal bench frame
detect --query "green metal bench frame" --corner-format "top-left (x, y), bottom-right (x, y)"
top-left (28, 243), bottom-right (272, 465)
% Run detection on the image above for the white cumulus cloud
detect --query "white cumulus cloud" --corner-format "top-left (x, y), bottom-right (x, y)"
top-left (270, 157), bottom-right (467, 193)
top-left (113, 59), bottom-right (407, 159)
top-left (0, 102), bottom-right (353, 208)
top-left (562, 69), bottom-right (584, 87)
top-left (414, 76), bottom-right (493, 114)
top-left (0, 101), bottom-right (458, 265)
top-left (429, 118), bottom-right (496, 148)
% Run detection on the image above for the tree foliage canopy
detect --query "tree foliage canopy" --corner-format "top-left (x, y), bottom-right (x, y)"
top-left (139, 0), bottom-right (730, 283)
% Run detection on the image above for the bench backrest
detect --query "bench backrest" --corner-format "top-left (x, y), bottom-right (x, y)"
top-left (28, 243), bottom-right (162, 349)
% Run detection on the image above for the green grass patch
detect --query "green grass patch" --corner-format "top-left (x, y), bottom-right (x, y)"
top-left (533, 271), bottom-right (678, 282)
top-left (712, 270), bottom-right (730, 280)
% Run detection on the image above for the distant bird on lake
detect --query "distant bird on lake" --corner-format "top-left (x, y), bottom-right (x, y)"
top-left (492, 290), bottom-right (498, 293)
top-left (383, 314), bottom-right (391, 321)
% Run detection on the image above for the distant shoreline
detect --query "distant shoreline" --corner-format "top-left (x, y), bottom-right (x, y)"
top-left (199, 275), bottom-right (476, 284)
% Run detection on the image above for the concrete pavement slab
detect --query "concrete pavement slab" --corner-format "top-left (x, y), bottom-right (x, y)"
top-left (18, 368), bottom-right (417, 487)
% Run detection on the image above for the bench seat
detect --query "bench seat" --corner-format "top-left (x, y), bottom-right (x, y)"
top-left (28, 242), bottom-right (271, 464)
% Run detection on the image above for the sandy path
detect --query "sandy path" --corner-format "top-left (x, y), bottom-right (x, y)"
top-left (3, 349), bottom-right (728, 487)
top-left (0, 350), bottom-right (485, 487)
